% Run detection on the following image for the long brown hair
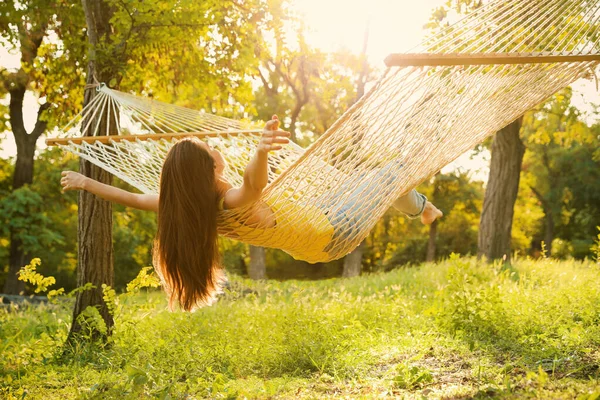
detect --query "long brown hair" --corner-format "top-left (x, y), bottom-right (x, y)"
top-left (153, 137), bottom-right (225, 311)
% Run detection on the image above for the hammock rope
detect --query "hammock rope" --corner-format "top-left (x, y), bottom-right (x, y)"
top-left (47, 0), bottom-right (600, 263)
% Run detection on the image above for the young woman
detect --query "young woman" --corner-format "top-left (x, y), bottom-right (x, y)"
top-left (61, 116), bottom-right (442, 311)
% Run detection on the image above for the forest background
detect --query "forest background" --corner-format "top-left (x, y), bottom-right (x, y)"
top-left (1, 0), bottom-right (599, 294)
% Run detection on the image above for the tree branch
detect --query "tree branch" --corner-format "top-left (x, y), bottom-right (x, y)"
top-left (257, 67), bottom-right (276, 97)
top-left (529, 185), bottom-right (548, 209)
top-left (313, 97), bottom-right (330, 132)
top-left (273, 59), bottom-right (301, 100)
top-left (136, 22), bottom-right (212, 29)
top-left (541, 148), bottom-right (556, 177)
top-left (0, 66), bottom-right (8, 90)
top-left (30, 102), bottom-right (51, 141)
top-left (17, 20), bottom-right (48, 65)
top-left (7, 73), bottom-right (27, 140)
top-left (300, 59), bottom-right (311, 104)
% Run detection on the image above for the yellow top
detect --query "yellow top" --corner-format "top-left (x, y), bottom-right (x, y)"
top-left (219, 193), bottom-right (334, 264)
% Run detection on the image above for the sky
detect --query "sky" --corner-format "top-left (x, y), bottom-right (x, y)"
top-left (1, 0), bottom-right (600, 180)
top-left (295, 0), bottom-right (443, 66)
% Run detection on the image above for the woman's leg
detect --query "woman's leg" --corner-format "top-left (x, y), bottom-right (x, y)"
top-left (392, 189), bottom-right (444, 225)
top-left (420, 202), bottom-right (443, 225)
top-left (392, 189), bottom-right (428, 218)
top-left (393, 190), bottom-right (443, 224)
top-left (320, 165), bottom-right (443, 254)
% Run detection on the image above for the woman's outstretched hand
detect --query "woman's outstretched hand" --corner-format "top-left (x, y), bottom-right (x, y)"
top-left (61, 171), bottom-right (87, 192)
top-left (258, 115), bottom-right (290, 153)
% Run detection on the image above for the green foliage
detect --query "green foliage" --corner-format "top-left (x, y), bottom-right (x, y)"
top-left (1, 256), bottom-right (600, 398)
top-left (0, 148), bottom-right (80, 290)
top-left (389, 361), bottom-right (434, 390)
top-left (427, 173), bottom-right (483, 257)
top-left (101, 0), bottom-right (269, 118)
top-left (125, 267), bottom-right (160, 293)
top-left (521, 89), bottom-right (600, 258)
top-left (102, 284), bottom-right (118, 318)
top-left (219, 238), bottom-right (249, 276)
top-left (363, 171), bottom-right (483, 270)
top-left (512, 170), bottom-right (545, 254)
top-left (4, 0), bottom-right (269, 120)
top-left (0, 185), bottom-right (63, 254)
top-left (17, 258), bottom-right (54, 293)
top-left (76, 306), bottom-right (108, 337)
top-left (27, 148), bottom-right (79, 286)
top-left (0, 0), bottom-right (87, 129)
top-left (0, 147), bottom-right (164, 292)
top-left (435, 255), bottom-right (507, 337)
top-left (111, 200), bottom-right (157, 289)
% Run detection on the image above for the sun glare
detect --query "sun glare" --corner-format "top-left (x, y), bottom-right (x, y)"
top-left (292, 0), bottom-right (446, 66)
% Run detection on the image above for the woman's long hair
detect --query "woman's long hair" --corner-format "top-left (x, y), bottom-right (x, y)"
top-left (153, 137), bottom-right (226, 311)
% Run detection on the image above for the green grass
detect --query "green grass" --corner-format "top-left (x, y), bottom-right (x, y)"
top-left (1, 256), bottom-right (600, 399)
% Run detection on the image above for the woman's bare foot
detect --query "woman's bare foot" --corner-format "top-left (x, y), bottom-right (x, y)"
top-left (421, 201), bottom-right (443, 225)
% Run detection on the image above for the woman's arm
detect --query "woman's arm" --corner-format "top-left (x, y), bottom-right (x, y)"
top-left (223, 116), bottom-right (290, 210)
top-left (61, 171), bottom-right (159, 212)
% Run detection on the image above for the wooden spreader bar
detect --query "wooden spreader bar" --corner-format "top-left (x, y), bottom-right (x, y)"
top-left (384, 52), bottom-right (600, 67)
top-left (46, 129), bottom-right (263, 146)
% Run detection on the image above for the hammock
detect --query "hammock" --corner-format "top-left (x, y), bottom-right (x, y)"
top-left (47, 0), bottom-right (600, 263)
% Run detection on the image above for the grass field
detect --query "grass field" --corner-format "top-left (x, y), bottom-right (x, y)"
top-left (1, 255), bottom-right (600, 399)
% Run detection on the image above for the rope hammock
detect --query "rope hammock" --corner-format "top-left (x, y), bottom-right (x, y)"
top-left (47, 0), bottom-right (600, 263)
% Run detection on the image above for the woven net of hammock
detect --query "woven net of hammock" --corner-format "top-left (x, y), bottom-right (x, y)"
top-left (48, 0), bottom-right (600, 263)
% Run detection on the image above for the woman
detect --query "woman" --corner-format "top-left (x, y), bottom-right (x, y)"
top-left (61, 116), bottom-right (442, 311)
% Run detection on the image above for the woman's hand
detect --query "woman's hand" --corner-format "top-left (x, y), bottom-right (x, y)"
top-left (60, 170), bottom-right (158, 211)
top-left (257, 115), bottom-right (290, 154)
top-left (61, 171), bottom-right (88, 192)
top-left (224, 116), bottom-right (290, 209)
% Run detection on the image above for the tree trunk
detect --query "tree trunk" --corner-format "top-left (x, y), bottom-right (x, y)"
top-left (342, 241), bottom-right (364, 277)
top-left (248, 245), bottom-right (266, 280)
top-left (288, 102), bottom-right (305, 143)
top-left (543, 208), bottom-right (554, 256)
top-left (426, 220), bottom-right (438, 262)
top-left (68, 0), bottom-right (116, 341)
top-left (530, 156), bottom-right (556, 258)
top-left (478, 118), bottom-right (525, 262)
top-left (3, 77), bottom-right (49, 294)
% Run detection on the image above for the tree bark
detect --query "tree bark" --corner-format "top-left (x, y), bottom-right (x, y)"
top-left (248, 245), bottom-right (266, 280)
top-left (543, 208), bottom-right (554, 256)
top-left (426, 220), bottom-right (438, 262)
top-left (342, 241), bottom-right (364, 277)
top-left (529, 185), bottom-right (555, 257)
top-left (478, 118), bottom-right (525, 262)
top-left (68, 0), bottom-right (116, 341)
top-left (289, 99), bottom-right (307, 143)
